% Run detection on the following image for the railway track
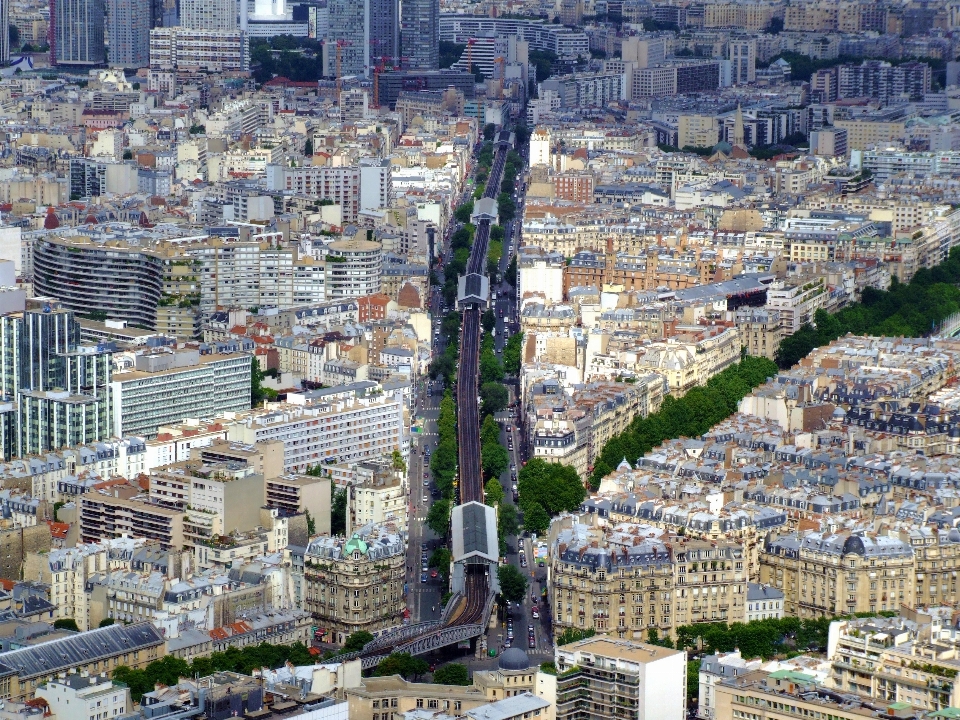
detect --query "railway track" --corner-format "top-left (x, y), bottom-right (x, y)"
top-left (354, 134), bottom-right (513, 663)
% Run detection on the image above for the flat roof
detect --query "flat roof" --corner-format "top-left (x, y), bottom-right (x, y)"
top-left (560, 636), bottom-right (684, 663)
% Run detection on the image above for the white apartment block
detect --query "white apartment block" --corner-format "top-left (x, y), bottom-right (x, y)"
top-left (765, 278), bottom-right (829, 334)
top-left (359, 158), bottom-right (392, 212)
top-left (698, 651), bottom-right (763, 720)
top-left (148, 28), bottom-right (248, 73)
top-left (354, 476), bottom-right (408, 535)
top-left (37, 675), bottom-right (132, 719)
top-left (222, 394), bottom-right (407, 474)
top-left (266, 164), bottom-right (361, 222)
top-left (111, 350), bottom-right (252, 438)
top-left (145, 419), bottom-right (229, 469)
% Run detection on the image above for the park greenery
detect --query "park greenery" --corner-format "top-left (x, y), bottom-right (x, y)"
top-left (114, 645), bottom-right (315, 701)
top-left (249, 36), bottom-right (324, 85)
top-left (775, 246), bottom-right (960, 369)
top-left (439, 40), bottom-right (466, 69)
top-left (556, 628), bottom-right (597, 646)
top-left (517, 458), bottom-right (587, 534)
top-left (589, 355), bottom-right (777, 488)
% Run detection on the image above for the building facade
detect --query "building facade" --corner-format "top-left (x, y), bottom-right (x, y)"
top-left (303, 525), bottom-right (406, 645)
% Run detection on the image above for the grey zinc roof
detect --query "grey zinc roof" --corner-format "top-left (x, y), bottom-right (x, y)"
top-left (0, 622), bottom-right (164, 680)
top-left (747, 582), bottom-right (785, 602)
top-left (451, 501), bottom-right (498, 563)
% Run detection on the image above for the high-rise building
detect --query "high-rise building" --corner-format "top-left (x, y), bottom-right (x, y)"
top-left (401, 0), bottom-right (438, 70)
top-left (50, 0), bottom-right (106, 66)
top-left (728, 38), bottom-right (756, 85)
top-left (0, 0), bottom-right (9, 65)
top-left (107, 0), bottom-right (150, 67)
top-left (179, 0), bottom-right (238, 30)
top-left (369, 0), bottom-right (397, 65)
top-left (327, 0), bottom-right (369, 77)
top-left (0, 297), bottom-right (113, 460)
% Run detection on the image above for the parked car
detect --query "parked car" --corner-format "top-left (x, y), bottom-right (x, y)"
top-left (420, 573), bottom-right (427, 583)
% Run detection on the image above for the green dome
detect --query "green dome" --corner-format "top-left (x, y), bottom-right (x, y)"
top-left (344, 534), bottom-right (368, 556)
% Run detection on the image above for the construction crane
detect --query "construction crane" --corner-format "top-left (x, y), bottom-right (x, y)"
top-left (335, 39), bottom-right (353, 95)
top-left (465, 38), bottom-right (477, 77)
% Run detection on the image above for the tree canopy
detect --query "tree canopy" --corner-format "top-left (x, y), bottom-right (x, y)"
top-left (590, 356), bottom-right (777, 488)
top-left (517, 458), bottom-right (587, 521)
top-left (775, 248), bottom-right (960, 368)
top-left (343, 630), bottom-right (374, 653)
top-left (374, 652), bottom-right (429, 680)
top-left (497, 563), bottom-right (528, 603)
top-left (432, 663), bottom-right (471, 685)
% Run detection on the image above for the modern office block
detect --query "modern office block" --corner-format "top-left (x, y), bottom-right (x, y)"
top-left (401, 0), bottom-right (438, 70)
top-left (50, 0), bottom-right (106, 66)
top-left (107, 0), bottom-right (151, 67)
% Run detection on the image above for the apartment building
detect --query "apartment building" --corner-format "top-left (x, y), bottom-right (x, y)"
top-left (765, 279), bottom-right (829, 335)
top-left (0, 298), bottom-right (114, 461)
top-left (828, 613), bottom-right (960, 710)
top-left (303, 524), bottom-right (406, 645)
top-left (834, 118), bottom-right (906, 153)
top-left (713, 669), bottom-right (880, 720)
top-left (265, 474), bottom-right (332, 534)
top-left (734, 309), bottom-right (783, 361)
top-left (759, 531), bottom-right (915, 618)
top-left (325, 239), bottom-right (383, 298)
top-left (679, 115), bottom-right (721, 149)
top-left (148, 457), bottom-right (265, 548)
top-left (222, 391), bottom-right (407, 474)
top-left (148, 27), bottom-right (248, 73)
top-left (0, 622), bottom-right (165, 702)
top-left (111, 348), bottom-right (252, 438)
top-left (37, 674), bottom-right (131, 720)
top-left (547, 636), bottom-right (686, 720)
top-left (266, 164), bottom-right (361, 222)
top-left (78, 493), bottom-right (186, 549)
top-left (353, 465), bottom-right (407, 536)
top-left (550, 521), bottom-right (746, 642)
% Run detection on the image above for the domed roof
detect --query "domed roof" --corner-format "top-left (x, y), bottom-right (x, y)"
top-left (498, 647), bottom-right (530, 671)
top-left (344, 533), bottom-right (368, 556)
top-left (842, 535), bottom-right (866, 556)
top-left (832, 406), bottom-right (846, 417)
top-left (949, 528), bottom-right (960, 543)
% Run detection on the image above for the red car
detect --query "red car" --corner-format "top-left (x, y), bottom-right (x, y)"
top-left (430, 569), bottom-right (438, 578)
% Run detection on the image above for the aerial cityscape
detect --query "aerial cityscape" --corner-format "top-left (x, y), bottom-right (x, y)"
top-left (6, 0), bottom-right (960, 718)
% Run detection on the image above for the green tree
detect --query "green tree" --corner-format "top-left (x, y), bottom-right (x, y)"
top-left (687, 660), bottom-right (700, 703)
top-left (517, 458), bottom-right (586, 517)
top-left (98, 618), bottom-right (116, 627)
top-left (429, 547), bottom-right (452, 581)
top-left (498, 502), bottom-right (519, 537)
top-left (331, 485), bottom-right (347, 535)
top-left (497, 563), bottom-right (528, 603)
top-left (426, 498), bottom-right (451, 537)
top-left (482, 439), bottom-right (510, 478)
top-left (557, 628), bottom-right (596, 646)
top-left (305, 509), bottom-right (316, 536)
top-left (482, 309), bottom-right (496, 333)
top-left (433, 662), bottom-right (471, 685)
top-left (503, 332), bottom-right (524, 374)
top-left (251, 358), bottom-right (277, 407)
top-left (484, 123), bottom-right (497, 141)
top-left (343, 630), bottom-right (374, 652)
top-left (305, 137), bottom-right (313, 156)
top-left (481, 382), bottom-right (509, 415)
top-left (484, 477), bottom-right (505, 505)
top-left (505, 255), bottom-right (517, 286)
top-left (454, 201), bottom-right (474, 224)
top-left (392, 449), bottom-right (407, 474)
top-left (375, 653), bottom-right (429, 680)
top-left (522, 502), bottom-right (550, 535)
top-left (8, 24), bottom-right (18, 48)
top-left (53, 618), bottom-right (79, 631)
